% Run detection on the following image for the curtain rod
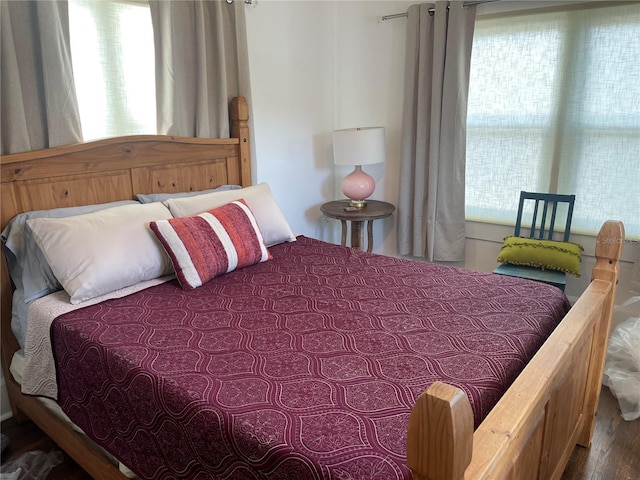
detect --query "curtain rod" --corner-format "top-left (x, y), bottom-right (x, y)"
top-left (379, 0), bottom-right (500, 21)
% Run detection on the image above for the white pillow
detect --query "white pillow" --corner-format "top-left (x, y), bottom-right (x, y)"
top-left (164, 182), bottom-right (296, 247)
top-left (27, 202), bottom-right (174, 304)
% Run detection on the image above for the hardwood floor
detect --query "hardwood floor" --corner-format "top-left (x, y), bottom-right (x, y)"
top-left (1, 386), bottom-right (638, 479)
top-left (562, 387), bottom-right (640, 480)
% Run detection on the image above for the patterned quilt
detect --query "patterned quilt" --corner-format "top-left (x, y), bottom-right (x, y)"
top-left (51, 236), bottom-right (570, 479)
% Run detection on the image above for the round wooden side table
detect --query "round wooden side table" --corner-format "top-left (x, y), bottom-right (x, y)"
top-left (320, 199), bottom-right (395, 252)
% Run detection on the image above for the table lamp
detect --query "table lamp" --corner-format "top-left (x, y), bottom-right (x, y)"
top-left (332, 127), bottom-right (386, 208)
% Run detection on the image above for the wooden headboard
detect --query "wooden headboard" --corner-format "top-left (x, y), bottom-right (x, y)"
top-left (0, 96), bottom-right (251, 376)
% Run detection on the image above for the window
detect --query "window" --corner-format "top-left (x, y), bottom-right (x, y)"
top-left (69, 0), bottom-right (156, 141)
top-left (465, 4), bottom-right (640, 237)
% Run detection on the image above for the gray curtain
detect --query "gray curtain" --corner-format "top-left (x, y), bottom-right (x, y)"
top-left (149, 0), bottom-right (251, 138)
top-left (1, 0), bottom-right (82, 155)
top-left (398, 1), bottom-right (476, 261)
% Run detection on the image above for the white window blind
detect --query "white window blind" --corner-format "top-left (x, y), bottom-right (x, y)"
top-left (69, 0), bottom-right (156, 141)
top-left (465, 3), bottom-right (640, 237)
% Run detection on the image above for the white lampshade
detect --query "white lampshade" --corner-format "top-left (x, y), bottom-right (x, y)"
top-left (332, 127), bottom-right (386, 207)
top-left (332, 127), bottom-right (386, 166)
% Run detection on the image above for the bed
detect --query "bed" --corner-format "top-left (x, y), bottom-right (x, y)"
top-left (0, 96), bottom-right (624, 480)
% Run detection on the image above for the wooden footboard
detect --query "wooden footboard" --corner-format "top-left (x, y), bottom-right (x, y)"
top-left (407, 220), bottom-right (624, 480)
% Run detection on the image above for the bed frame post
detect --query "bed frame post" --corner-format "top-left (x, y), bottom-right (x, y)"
top-left (407, 381), bottom-right (474, 480)
top-left (230, 96), bottom-right (251, 187)
top-left (577, 220), bottom-right (624, 446)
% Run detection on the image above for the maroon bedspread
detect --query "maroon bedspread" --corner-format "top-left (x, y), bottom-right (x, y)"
top-left (51, 236), bottom-right (570, 479)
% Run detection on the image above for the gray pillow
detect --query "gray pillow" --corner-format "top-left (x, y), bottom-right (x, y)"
top-left (136, 185), bottom-right (241, 203)
top-left (2, 200), bottom-right (139, 303)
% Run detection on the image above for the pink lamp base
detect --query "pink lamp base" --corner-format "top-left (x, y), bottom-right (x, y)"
top-left (341, 165), bottom-right (375, 208)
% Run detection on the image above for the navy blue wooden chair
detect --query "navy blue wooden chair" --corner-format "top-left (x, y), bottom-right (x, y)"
top-left (493, 192), bottom-right (576, 291)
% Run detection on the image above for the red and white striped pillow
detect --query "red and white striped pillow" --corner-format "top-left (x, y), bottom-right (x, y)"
top-left (150, 200), bottom-right (271, 290)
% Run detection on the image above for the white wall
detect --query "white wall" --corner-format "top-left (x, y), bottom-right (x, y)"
top-left (245, 0), bottom-right (413, 254)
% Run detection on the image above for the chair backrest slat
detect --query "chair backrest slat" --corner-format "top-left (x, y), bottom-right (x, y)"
top-left (531, 201), bottom-right (539, 238)
top-left (515, 192), bottom-right (575, 243)
top-left (539, 199), bottom-right (550, 239)
top-left (548, 201), bottom-right (558, 239)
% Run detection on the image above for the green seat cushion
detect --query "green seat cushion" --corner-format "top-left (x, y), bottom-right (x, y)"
top-left (497, 236), bottom-right (584, 276)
